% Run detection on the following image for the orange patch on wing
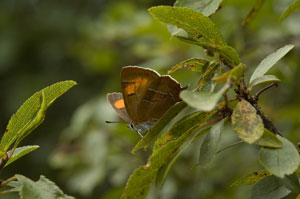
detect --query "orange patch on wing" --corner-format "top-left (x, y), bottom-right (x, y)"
top-left (125, 84), bottom-right (135, 95)
top-left (114, 99), bottom-right (125, 109)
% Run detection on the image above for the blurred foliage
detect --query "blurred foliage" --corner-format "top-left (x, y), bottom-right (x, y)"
top-left (0, 0), bottom-right (300, 198)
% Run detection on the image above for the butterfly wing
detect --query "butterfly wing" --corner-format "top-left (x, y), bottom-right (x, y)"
top-left (120, 66), bottom-right (160, 124)
top-left (137, 75), bottom-right (182, 121)
top-left (106, 92), bottom-right (131, 123)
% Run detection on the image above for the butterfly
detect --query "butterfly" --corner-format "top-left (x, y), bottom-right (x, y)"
top-left (107, 66), bottom-right (184, 137)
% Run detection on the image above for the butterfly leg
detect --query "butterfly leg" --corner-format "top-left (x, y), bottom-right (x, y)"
top-left (137, 129), bottom-right (144, 138)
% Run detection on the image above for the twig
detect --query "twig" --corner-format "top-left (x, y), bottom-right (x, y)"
top-left (252, 103), bottom-right (281, 135)
top-left (253, 82), bottom-right (278, 102)
top-left (234, 80), bottom-right (281, 135)
top-left (223, 93), bottom-right (229, 109)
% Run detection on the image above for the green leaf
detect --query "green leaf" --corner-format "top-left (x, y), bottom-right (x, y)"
top-left (242, 0), bottom-right (266, 26)
top-left (14, 91), bottom-right (47, 148)
top-left (281, 174), bottom-right (300, 193)
top-left (198, 119), bottom-right (224, 167)
top-left (231, 169), bottom-right (271, 187)
top-left (213, 63), bottom-right (245, 83)
top-left (122, 111), bottom-right (217, 199)
top-left (168, 58), bottom-right (209, 74)
top-left (149, 6), bottom-right (241, 67)
top-left (0, 80), bottom-right (77, 158)
top-left (258, 136), bottom-right (300, 178)
top-left (249, 75), bottom-right (280, 90)
top-left (198, 61), bottom-right (220, 91)
top-left (281, 192), bottom-right (299, 199)
top-left (228, 63), bottom-right (246, 82)
top-left (156, 127), bottom-right (210, 188)
top-left (164, 110), bottom-right (217, 139)
top-left (232, 100), bottom-right (264, 144)
top-left (180, 82), bottom-right (230, 111)
top-left (255, 129), bottom-right (283, 148)
top-left (5, 145), bottom-right (40, 167)
top-left (131, 102), bottom-right (187, 154)
top-left (280, 0), bottom-right (300, 21)
top-left (16, 175), bottom-right (75, 199)
top-left (174, 0), bottom-right (223, 17)
top-left (149, 6), bottom-right (226, 46)
top-left (176, 35), bottom-right (241, 67)
top-left (249, 45), bottom-right (294, 84)
top-left (251, 176), bottom-right (291, 199)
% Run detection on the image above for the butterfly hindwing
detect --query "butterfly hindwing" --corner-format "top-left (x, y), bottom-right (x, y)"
top-left (106, 92), bottom-right (131, 123)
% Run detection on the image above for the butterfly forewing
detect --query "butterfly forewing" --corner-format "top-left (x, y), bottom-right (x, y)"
top-left (137, 75), bottom-right (182, 122)
top-left (121, 66), bottom-right (160, 124)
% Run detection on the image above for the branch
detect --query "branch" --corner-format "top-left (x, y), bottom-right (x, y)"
top-left (253, 82), bottom-right (278, 102)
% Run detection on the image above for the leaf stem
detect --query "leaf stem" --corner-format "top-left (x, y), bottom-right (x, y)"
top-left (0, 175), bottom-right (17, 188)
top-left (216, 141), bottom-right (244, 154)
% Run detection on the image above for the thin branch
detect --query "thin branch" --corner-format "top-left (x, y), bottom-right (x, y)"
top-left (234, 80), bottom-right (281, 135)
top-left (253, 82), bottom-right (278, 102)
top-left (252, 103), bottom-right (282, 135)
top-left (223, 93), bottom-right (229, 109)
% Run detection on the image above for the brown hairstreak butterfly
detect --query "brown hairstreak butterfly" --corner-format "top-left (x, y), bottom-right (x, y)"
top-left (107, 66), bottom-right (185, 137)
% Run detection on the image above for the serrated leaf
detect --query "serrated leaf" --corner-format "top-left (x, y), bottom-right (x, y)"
top-left (198, 119), bottom-right (224, 167)
top-left (0, 80), bottom-right (77, 158)
top-left (168, 58), bottom-right (209, 74)
top-left (174, 0), bottom-right (223, 17)
top-left (122, 111), bottom-right (217, 199)
top-left (258, 136), bottom-right (300, 178)
top-left (156, 127), bottom-right (210, 188)
top-left (255, 129), bottom-right (283, 148)
top-left (180, 82), bottom-right (230, 112)
top-left (149, 6), bottom-right (241, 67)
top-left (251, 176), bottom-right (291, 199)
top-left (14, 91), bottom-right (47, 148)
top-left (231, 169), bottom-right (271, 187)
top-left (249, 45), bottom-right (294, 84)
top-left (232, 100), bottom-right (264, 144)
top-left (149, 6), bottom-right (226, 46)
top-left (16, 175), bottom-right (74, 199)
top-left (5, 145), bottom-right (40, 167)
top-left (242, 0), bottom-right (266, 26)
top-left (280, 0), bottom-right (300, 21)
top-left (131, 102), bottom-right (187, 154)
top-left (249, 75), bottom-right (280, 90)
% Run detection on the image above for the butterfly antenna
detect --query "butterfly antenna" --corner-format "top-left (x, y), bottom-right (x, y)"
top-left (105, 120), bottom-right (127, 124)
